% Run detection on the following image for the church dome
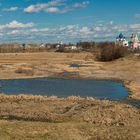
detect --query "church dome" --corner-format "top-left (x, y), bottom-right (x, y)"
top-left (118, 33), bottom-right (125, 39)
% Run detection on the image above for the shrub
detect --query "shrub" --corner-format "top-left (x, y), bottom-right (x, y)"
top-left (15, 68), bottom-right (34, 75)
top-left (97, 45), bottom-right (127, 61)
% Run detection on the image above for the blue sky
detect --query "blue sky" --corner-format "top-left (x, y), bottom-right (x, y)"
top-left (0, 0), bottom-right (140, 43)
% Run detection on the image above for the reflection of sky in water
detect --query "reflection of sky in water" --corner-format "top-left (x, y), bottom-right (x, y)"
top-left (0, 78), bottom-right (129, 100)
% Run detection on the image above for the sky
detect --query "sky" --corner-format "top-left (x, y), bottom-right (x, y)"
top-left (0, 0), bottom-right (140, 43)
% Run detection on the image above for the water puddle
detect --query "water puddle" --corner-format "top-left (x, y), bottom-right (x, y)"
top-left (0, 78), bottom-right (129, 100)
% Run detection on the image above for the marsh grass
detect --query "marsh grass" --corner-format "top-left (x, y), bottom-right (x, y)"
top-left (0, 120), bottom-right (139, 140)
top-left (0, 94), bottom-right (139, 139)
top-left (15, 68), bottom-right (34, 76)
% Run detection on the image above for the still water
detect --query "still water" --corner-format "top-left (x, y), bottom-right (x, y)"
top-left (0, 78), bottom-right (129, 100)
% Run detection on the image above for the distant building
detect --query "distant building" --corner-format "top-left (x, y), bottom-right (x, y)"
top-left (20, 43), bottom-right (31, 49)
top-left (130, 33), bottom-right (140, 49)
top-left (59, 41), bottom-right (64, 45)
top-left (56, 44), bottom-right (61, 49)
top-left (116, 33), bottom-right (129, 47)
top-left (56, 41), bottom-right (64, 49)
top-left (39, 43), bottom-right (45, 48)
top-left (70, 45), bottom-right (77, 50)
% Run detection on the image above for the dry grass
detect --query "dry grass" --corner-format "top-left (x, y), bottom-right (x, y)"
top-left (0, 52), bottom-right (140, 139)
top-left (0, 120), bottom-right (139, 140)
top-left (0, 94), bottom-right (139, 126)
top-left (0, 94), bottom-right (139, 140)
top-left (15, 67), bottom-right (34, 76)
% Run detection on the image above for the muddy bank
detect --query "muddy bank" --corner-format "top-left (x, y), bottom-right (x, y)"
top-left (124, 80), bottom-right (140, 99)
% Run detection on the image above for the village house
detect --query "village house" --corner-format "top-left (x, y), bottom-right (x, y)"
top-left (39, 43), bottom-right (46, 48)
top-left (66, 45), bottom-right (77, 50)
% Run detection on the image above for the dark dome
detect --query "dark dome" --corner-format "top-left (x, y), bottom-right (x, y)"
top-left (118, 33), bottom-right (125, 39)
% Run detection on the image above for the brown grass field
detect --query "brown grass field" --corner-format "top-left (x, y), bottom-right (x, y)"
top-left (0, 52), bottom-right (140, 140)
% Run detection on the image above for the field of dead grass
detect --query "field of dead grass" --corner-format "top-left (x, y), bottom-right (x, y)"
top-left (0, 52), bottom-right (140, 139)
top-left (0, 94), bottom-right (139, 140)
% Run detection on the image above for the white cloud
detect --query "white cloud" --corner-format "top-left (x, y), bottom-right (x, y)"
top-left (48, 0), bottom-right (66, 6)
top-left (46, 7), bottom-right (60, 13)
top-left (24, 0), bottom-right (66, 13)
top-left (0, 20), bottom-right (34, 30)
top-left (7, 30), bottom-right (22, 35)
top-left (129, 24), bottom-right (140, 29)
top-left (1, 20), bottom-right (140, 43)
top-left (80, 26), bottom-right (90, 34)
top-left (73, 1), bottom-right (89, 8)
top-left (24, 4), bottom-right (48, 13)
top-left (6, 20), bottom-right (34, 29)
top-left (94, 26), bottom-right (102, 32)
top-left (2, 7), bottom-right (18, 12)
top-left (24, 0), bottom-right (90, 13)
top-left (135, 14), bottom-right (140, 18)
top-left (30, 28), bottom-right (49, 33)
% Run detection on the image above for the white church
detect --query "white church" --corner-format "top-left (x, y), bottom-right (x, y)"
top-left (116, 33), bottom-right (140, 49)
top-left (116, 33), bottom-right (129, 47)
